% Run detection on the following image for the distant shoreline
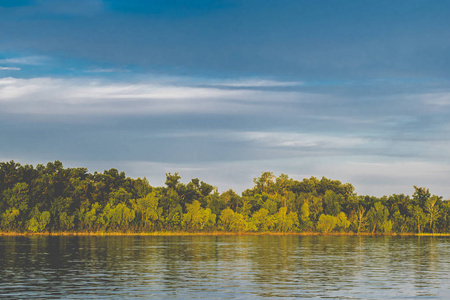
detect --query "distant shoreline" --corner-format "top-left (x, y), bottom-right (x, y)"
top-left (1, 161), bottom-right (448, 235)
top-left (1, 231), bottom-right (449, 237)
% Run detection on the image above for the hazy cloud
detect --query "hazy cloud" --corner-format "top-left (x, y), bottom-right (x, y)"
top-left (1, 74), bottom-right (449, 197)
top-left (420, 92), bottom-right (450, 107)
top-left (1, 1), bottom-right (450, 198)
top-left (0, 66), bottom-right (20, 70)
top-left (0, 56), bottom-right (49, 65)
top-left (0, 76), bottom-right (308, 115)
top-left (84, 68), bottom-right (129, 73)
top-left (236, 131), bottom-right (366, 149)
top-left (209, 79), bottom-right (303, 88)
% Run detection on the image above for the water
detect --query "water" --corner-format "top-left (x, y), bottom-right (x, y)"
top-left (0, 235), bottom-right (448, 299)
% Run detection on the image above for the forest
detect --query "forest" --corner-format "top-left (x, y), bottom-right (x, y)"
top-left (0, 160), bottom-right (448, 234)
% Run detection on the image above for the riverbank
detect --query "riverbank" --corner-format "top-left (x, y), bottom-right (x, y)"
top-left (1, 231), bottom-right (448, 237)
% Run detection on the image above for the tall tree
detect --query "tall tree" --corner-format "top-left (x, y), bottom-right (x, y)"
top-left (424, 196), bottom-right (441, 233)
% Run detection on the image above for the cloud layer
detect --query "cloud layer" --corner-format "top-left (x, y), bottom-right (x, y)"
top-left (1, 73), bottom-right (449, 197)
top-left (0, 76), bottom-right (308, 115)
top-left (2, 1), bottom-right (450, 197)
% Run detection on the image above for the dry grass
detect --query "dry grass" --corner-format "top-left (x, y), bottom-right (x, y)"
top-left (416, 233), bottom-right (450, 236)
top-left (2, 231), bottom-right (446, 237)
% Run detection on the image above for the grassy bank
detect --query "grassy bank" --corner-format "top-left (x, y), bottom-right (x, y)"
top-left (2, 231), bottom-right (447, 237)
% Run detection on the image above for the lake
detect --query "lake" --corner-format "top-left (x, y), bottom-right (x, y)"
top-left (0, 235), bottom-right (449, 299)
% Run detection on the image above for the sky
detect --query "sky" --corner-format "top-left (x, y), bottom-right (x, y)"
top-left (1, 0), bottom-right (450, 197)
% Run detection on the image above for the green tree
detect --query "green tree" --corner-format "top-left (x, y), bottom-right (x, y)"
top-left (220, 189), bottom-right (242, 211)
top-left (335, 212), bottom-right (350, 232)
top-left (165, 172), bottom-right (181, 190)
top-left (1, 160), bottom-right (449, 234)
top-left (274, 207), bottom-right (299, 232)
top-left (79, 202), bottom-right (101, 231)
top-left (50, 197), bottom-right (73, 231)
top-left (354, 205), bottom-right (366, 233)
top-left (165, 204), bottom-right (183, 230)
top-left (160, 188), bottom-right (182, 229)
top-left (27, 208), bottom-right (51, 233)
top-left (249, 208), bottom-right (276, 232)
top-left (413, 186), bottom-right (430, 207)
top-left (59, 211), bottom-right (75, 231)
top-left (410, 205), bottom-right (427, 233)
top-left (367, 202), bottom-right (390, 233)
top-left (3, 182), bottom-right (29, 211)
top-left (262, 197), bottom-right (278, 215)
top-left (238, 195), bottom-right (254, 217)
top-left (299, 202), bottom-right (313, 231)
top-left (219, 208), bottom-right (247, 232)
top-left (437, 201), bottom-right (450, 233)
top-left (182, 200), bottom-right (216, 231)
top-left (1, 182), bottom-right (30, 231)
top-left (391, 210), bottom-right (408, 233)
top-left (253, 171), bottom-right (275, 194)
top-left (323, 190), bottom-right (342, 216)
top-left (102, 202), bottom-right (135, 231)
top-left (109, 188), bottom-right (132, 205)
top-left (424, 196), bottom-right (440, 233)
top-left (316, 214), bottom-right (337, 234)
top-left (132, 191), bottom-right (162, 230)
top-left (1, 208), bottom-right (20, 231)
top-left (307, 194), bottom-right (323, 222)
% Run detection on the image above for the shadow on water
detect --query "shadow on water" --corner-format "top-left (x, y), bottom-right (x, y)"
top-left (0, 235), bottom-right (449, 299)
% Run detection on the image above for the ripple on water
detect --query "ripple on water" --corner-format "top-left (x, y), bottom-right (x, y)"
top-left (0, 235), bottom-right (449, 299)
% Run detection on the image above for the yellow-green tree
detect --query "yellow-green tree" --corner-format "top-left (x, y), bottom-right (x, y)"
top-left (27, 208), bottom-right (51, 233)
top-left (316, 214), bottom-right (336, 234)
top-left (424, 196), bottom-right (440, 233)
top-left (132, 191), bottom-right (162, 230)
top-left (219, 208), bottom-right (248, 232)
top-left (335, 212), bottom-right (350, 232)
top-left (1, 208), bottom-right (20, 231)
top-left (367, 202), bottom-right (391, 233)
top-left (274, 207), bottom-right (299, 232)
top-left (249, 208), bottom-right (276, 231)
top-left (1, 182), bottom-right (29, 230)
top-left (101, 202), bottom-right (135, 231)
top-left (410, 205), bottom-right (427, 234)
top-left (59, 212), bottom-right (75, 231)
top-left (182, 200), bottom-right (216, 231)
top-left (299, 202), bottom-right (313, 231)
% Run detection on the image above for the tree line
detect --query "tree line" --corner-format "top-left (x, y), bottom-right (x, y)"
top-left (0, 160), bottom-right (448, 234)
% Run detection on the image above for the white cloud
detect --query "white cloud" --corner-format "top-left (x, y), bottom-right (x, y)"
top-left (0, 76), bottom-right (308, 115)
top-left (84, 68), bottom-right (129, 73)
top-left (149, 130), bottom-right (369, 151)
top-left (420, 92), bottom-right (450, 106)
top-left (209, 79), bottom-right (303, 88)
top-left (236, 131), bottom-right (367, 149)
top-left (0, 66), bottom-right (21, 71)
top-left (0, 56), bottom-right (49, 65)
top-left (0, 78), bottom-right (17, 85)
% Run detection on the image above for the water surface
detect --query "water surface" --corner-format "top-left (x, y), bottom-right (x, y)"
top-left (0, 235), bottom-right (448, 299)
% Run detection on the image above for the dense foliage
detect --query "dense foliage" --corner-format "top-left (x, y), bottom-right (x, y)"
top-left (1, 161), bottom-right (449, 234)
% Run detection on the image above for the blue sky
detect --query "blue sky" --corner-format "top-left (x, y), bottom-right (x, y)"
top-left (1, 0), bottom-right (450, 197)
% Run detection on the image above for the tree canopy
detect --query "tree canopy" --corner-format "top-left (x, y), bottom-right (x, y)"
top-left (0, 160), bottom-right (448, 234)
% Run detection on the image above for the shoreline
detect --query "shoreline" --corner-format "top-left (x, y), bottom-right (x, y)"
top-left (1, 231), bottom-right (448, 237)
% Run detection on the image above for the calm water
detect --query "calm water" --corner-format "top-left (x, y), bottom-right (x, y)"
top-left (0, 235), bottom-right (449, 299)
